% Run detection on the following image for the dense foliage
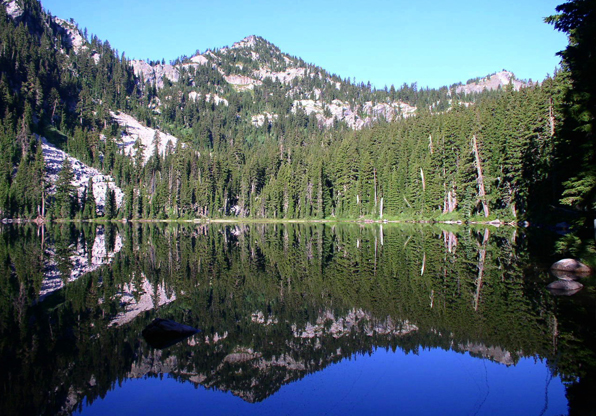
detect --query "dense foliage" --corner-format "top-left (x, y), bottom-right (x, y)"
top-left (0, 0), bottom-right (592, 224)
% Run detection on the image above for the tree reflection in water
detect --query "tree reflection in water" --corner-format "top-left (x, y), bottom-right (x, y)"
top-left (0, 223), bottom-right (593, 415)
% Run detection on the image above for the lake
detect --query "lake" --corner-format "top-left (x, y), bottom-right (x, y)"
top-left (0, 223), bottom-right (594, 415)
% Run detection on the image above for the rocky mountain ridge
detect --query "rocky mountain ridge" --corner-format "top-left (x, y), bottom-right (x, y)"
top-left (455, 70), bottom-right (527, 94)
top-left (130, 35), bottom-right (523, 131)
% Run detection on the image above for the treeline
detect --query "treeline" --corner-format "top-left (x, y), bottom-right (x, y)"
top-left (0, 0), bottom-right (135, 218)
top-left (90, 77), bottom-right (564, 221)
top-left (0, 0), bottom-right (593, 224)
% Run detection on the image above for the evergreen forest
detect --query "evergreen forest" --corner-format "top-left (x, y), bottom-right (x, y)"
top-left (0, 0), bottom-right (594, 227)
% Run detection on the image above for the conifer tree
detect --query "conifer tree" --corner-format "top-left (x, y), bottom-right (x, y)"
top-left (55, 158), bottom-right (76, 219)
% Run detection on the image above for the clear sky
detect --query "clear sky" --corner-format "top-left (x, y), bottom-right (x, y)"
top-left (40, 0), bottom-right (568, 90)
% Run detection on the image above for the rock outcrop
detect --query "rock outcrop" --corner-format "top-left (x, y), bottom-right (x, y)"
top-left (42, 137), bottom-right (124, 212)
top-left (110, 111), bottom-right (182, 163)
top-left (455, 71), bottom-right (526, 94)
top-left (547, 279), bottom-right (584, 296)
top-left (109, 275), bottom-right (177, 327)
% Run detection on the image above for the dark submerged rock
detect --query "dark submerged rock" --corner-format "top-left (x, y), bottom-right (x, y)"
top-left (142, 318), bottom-right (200, 349)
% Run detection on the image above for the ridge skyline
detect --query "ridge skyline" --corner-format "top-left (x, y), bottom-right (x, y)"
top-left (40, 0), bottom-right (567, 90)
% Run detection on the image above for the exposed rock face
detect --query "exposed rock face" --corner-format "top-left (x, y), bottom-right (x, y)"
top-left (110, 111), bottom-right (182, 163)
top-left (42, 137), bottom-right (124, 212)
top-left (2, 0), bottom-right (23, 21)
top-left (130, 59), bottom-right (210, 89)
top-left (455, 71), bottom-right (526, 94)
top-left (223, 74), bottom-right (262, 90)
top-left (130, 60), bottom-right (180, 88)
top-left (188, 91), bottom-right (228, 106)
top-left (288, 308), bottom-right (418, 339)
top-left (253, 67), bottom-right (306, 85)
top-left (291, 99), bottom-right (415, 130)
top-left (53, 18), bottom-right (87, 54)
top-left (40, 227), bottom-right (122, 300)
top-left (251, 112), bottom-right (277, 127)
top-left (231, 35), bottom-right (258, 49)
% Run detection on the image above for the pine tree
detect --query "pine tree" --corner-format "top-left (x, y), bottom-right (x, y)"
top-left (547, 0), bottom-right (596, 215)
top-left (54, 158), bottom-right (76, 219)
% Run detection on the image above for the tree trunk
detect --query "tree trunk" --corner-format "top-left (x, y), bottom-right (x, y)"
top-left (472, 135), bottom-right (489, 217)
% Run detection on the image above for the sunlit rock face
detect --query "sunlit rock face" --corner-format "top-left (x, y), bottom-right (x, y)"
top-left (110, 111), bottom-right (182, 164)
top-left (2, 0), bottom-right (23, 21)
top-left (455, 71), bottom-right (526, 94)
top-left (42, 137), bottom-right (124, 213)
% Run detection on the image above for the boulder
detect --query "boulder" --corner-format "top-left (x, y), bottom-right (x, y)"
top-left (550, 259), bottom-right (592, 274)
top-left (142, 318), bottom-right (199, 349)
top-left (547, 280), bottom-right (584, 296)
top-left (550, 269), bottom-right (583, 281)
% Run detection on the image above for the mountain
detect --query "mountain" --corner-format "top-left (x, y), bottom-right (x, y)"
top-left (0, 0), bottom-right (569, 223)
top-left (130, 35), bottom-right (419, 130)
top-left (454, 70), bottom-right (528, 94)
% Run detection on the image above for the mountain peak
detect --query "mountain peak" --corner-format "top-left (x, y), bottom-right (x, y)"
top-left (455, 70), bottom-right (527, 94)
top-left (231, 35), bottom-right (260, 50)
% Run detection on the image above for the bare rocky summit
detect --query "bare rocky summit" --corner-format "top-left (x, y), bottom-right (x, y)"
top-left (455, 70), bottom-right (527, 94)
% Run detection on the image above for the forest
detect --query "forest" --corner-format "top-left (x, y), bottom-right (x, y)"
top-left (0, 0), bottom-right (594, 226)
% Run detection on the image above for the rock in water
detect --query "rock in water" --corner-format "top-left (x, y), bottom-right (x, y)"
top-left (142, 318), bottom-right (199, 349)
top-left (550, 259), bottom-right (592, 274)
top-left (547, 280), bottom-right (584, 296)
top-left (550, 269), bottom-right (582, 281)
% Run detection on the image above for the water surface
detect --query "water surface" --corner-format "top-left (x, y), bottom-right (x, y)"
top-left (0, 223), bottom-right (593, 415)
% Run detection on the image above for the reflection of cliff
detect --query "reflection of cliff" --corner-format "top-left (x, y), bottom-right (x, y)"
top-left (109, 275), bottom-right (176, 326)
top-left (0, 223), bottom-right (592, 416)
top-left (40, 226), bottom-right (122, 300)
top-left (454, 342), bottom-right (516, 366)
top-left (123, 309), bottom-right (419, 403)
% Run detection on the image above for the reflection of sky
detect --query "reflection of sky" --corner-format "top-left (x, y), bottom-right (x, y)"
top-left (79, 347), bottom-right (568, 416)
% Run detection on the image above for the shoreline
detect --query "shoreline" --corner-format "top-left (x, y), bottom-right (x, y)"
top-left (1, 217), bottom-right (522, 227)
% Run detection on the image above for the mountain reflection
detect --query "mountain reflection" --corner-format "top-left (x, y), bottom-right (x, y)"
top-left (0, 223), bottom-right (594, 415)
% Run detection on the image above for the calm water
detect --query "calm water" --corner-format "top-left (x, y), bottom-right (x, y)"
top-left (0, 223), bottom-right (594, 415)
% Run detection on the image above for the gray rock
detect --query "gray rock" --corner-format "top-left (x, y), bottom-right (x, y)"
top-left (550, 269), bottom-right (583, 281)
top-left (547, 280), bottom-right (584, 296)
top-left (551, 259), bottom-right (592, 274)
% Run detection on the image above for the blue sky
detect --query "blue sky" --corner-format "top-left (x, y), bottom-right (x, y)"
top-left (40, 0), bottom-right (567, 89)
